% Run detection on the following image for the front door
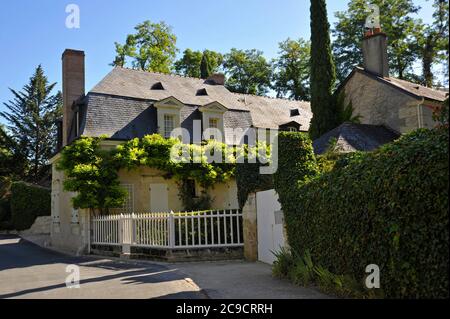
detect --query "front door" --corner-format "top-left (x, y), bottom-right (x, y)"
top-left (149, 184), bottom-right (169, 212)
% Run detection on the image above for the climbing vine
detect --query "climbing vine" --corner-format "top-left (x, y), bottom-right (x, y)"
top-left (57, 134), bottom-right (270, 213)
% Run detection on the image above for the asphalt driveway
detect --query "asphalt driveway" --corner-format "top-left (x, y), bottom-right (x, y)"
top-left (0, 235), bottom-right (205, 299)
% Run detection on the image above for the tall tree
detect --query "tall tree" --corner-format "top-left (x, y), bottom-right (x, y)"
top-left (200, 50), bottom-right (224, 79)
top-left (174, 49), bottom-right (203, 77)
top-left (0, 65), bottom-right (62, 183)
top-left (223, 49), bottom-right (272, 95)
top-left (174, 49), bottom-right (223, 78)
top-left (272, 38), bottom-right (311, 101)
top-left (332, 0), bottom-right (422, 81)
top-left (418, 0), bottom-right (449, 87)
top-left (309, 0), bottom-right (337, 139)
top-left (111, 20), bottom-right (178, 73)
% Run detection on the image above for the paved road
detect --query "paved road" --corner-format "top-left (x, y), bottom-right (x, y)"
top-left (0, 235), bottom-right (205, 299)
top-left (171, 261), bottom-right (329, 299)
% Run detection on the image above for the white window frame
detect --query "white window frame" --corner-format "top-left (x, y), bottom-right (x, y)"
top-left (164, 114), bottom-right (175, 138)
top-left (208, 117), bottom-right (219, 129)
top-left (154, 97), bottom-right (184, 139)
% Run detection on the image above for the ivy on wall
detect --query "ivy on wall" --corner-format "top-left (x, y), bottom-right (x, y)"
top-left (273, 129), bottom-right (449, 298)
top-left (57, 134), bottom-right (270, 214)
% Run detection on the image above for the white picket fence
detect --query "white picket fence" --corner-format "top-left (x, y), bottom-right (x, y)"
top-left (91, 210), bottom-right (243, 250)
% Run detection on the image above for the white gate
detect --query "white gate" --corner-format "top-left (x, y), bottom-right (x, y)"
top-left (256, 189), bottom-right (286, 264)
top-left (91, 210), bottom-right (243, 252)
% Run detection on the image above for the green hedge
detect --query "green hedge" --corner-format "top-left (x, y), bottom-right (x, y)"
top-left (274, 129), bottom-right (449, 298)
top-left (10, 182), bottom-right (51, 231)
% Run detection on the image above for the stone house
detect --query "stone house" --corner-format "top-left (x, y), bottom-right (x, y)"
top-left (314, 30), bottom-right (448, 154)
top-left (50, 49), bottom-right (312, 254)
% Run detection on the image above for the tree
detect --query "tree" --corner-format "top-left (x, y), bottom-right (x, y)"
top-left (200, 50), bottom-right (224, 79)
top-left (418, 0), bottom-right (449, 87)
top-left (223, 49), bottom-right (272, 95)
top-left (174, 49), bottom-right (223, 78)
top-left (111, 20), bottom-right (178, 73)
top-left (332, 0), bottom-right (422, 81)
top-left (174, 49), bottom-right (203, 77)
top-left (0, 125), bottom-right (27, 180)
top-left (272, 38), bottom-right (311, 101)
top-left (0, 65), bottom-right (62, 183)
top-left (309, 0), bottom-right (338, 139)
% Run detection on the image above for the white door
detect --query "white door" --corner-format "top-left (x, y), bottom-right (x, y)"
top-left (256, 189), bottom-right (286, 264)
top-left (150, 184), bottom-right (169, 212)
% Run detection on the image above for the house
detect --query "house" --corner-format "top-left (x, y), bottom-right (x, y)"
top-left (50, 49), bottom-right (312, 254)
top-left (314, 29), bottom-right (448, 154)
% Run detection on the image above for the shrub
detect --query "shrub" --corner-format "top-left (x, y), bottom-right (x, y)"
top-left (10, 181), bottom-right (51, 231)
top-left (0, 196), bottom-right (11, 223)
top-left (274, 128), bottom-right (449, 298)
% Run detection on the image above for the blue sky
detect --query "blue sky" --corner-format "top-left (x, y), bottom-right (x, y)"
top-left (0, 0), bottom-right (434, 125)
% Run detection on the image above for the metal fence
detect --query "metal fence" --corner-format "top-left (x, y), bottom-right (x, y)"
top-left (91, 210), bottom-right (243, 250)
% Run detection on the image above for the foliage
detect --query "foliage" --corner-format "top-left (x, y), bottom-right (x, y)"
top-left (272, 247), bottom-right (295, 279)
top-left (56, 136), bottom-right (127, 215)
top-left (272, 38), bottom-right (311, 101)
top-left (335, 90), bottom-right (361, 124)
top-left (223, 49), bottom-right (272, 95)
top-left (174, 49), bottom-right (203, 78)
top-left (274, 128), bottom-right (449, 298)
top-left (235, 142), bottom-right (273, 208)
top-left (200, 50), bottom-right (224, 79)
top-left (309, 0), bottom-right (338, 139)
top-left (58, 134), bottom-right (269, 212)
top-left (111, 20), bottom-right (178, 73)
top-left (273, 132), bottom-right (320, 216)
top-left (10, 181), bottom-right (51, 231)
top-left (178, 180), bottom-right (213, 212)
top-left (332, 0), bottom-right (422, 81)
top-left (433, 98), bottom-right (449, 128)
top-left (0, 65), bottom-right (62, 183)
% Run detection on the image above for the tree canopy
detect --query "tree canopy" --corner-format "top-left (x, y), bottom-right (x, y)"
top-left (272, 38), bottom-right (311, 101)
top-left (332, 0), bottom-right (423, 81)
top-left (0, 65), bottom-right (62, 183)
top-left (223, 49), bottom-right (272, 95)
top-left (111, 20), bottom-right (178, 73)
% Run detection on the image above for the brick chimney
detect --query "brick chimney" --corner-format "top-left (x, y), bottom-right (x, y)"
top-left (362, 31), bottom-right (389, 77)
top-left (205, 73), bottom-right (225, 85)
top-left (62, 49), bottom-right (85, 146)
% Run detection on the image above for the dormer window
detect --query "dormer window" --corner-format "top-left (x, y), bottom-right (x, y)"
top-left (151, 82), bottom-right (165, 90)
top-left (290, 109), bottom-right (300, 117)
top-left (154, 96), bottom-right (184, 140)
top-left (208, 117), bottom-right (219, 129)
top-left (196, 88), bottom-right (208, 96)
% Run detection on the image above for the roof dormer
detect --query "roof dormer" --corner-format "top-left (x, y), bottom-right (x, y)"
top-left (151, 82), bottom-right (165, 90)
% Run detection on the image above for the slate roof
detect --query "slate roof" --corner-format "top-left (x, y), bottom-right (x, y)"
top-left (313, 122), bottom-right (400, 155)
top-left (87, 67), bottom-right (312, 133)
top-left (350, 67), bottom-right (449, 103)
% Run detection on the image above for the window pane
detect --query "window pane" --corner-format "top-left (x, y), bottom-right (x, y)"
top-left (209, 118), bottom-right (219, 129)
top-left (164, 114), bottom-right (175, 138)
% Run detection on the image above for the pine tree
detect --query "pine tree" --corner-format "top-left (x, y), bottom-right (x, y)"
top-left (309, 0), bottom-right (337, 139)
top-left (0, 65), bottom-right (62, 183)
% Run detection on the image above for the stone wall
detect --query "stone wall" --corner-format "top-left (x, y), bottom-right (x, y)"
top-left (242, 193), bottom-right (258, 261)
top-left (344, 71), bottom-right (421, 133)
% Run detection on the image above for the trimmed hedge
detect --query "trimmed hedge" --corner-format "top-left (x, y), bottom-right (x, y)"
top-left (274, 129), bottom-right (449, 298)
top-left (10, 182), bottom-right (51, 231)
